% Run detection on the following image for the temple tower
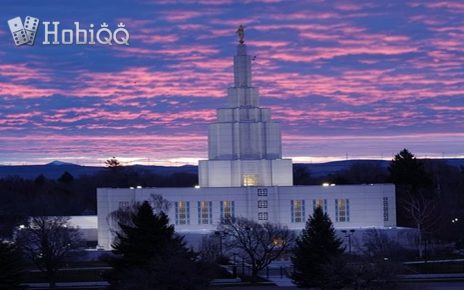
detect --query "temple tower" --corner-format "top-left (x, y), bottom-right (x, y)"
top-left (198, 26), bottom-right (293, 187)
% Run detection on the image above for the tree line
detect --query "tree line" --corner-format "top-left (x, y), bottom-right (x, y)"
top-left (0, 164), bottom-right (197, 238)
top-left (1, 150), bottom-right (463, 245)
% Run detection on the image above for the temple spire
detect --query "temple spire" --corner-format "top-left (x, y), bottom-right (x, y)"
top-left (233, 25), bottom-right (251, 90)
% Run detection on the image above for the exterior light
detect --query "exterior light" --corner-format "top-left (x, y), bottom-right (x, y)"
top-left (19, 224), bottom-right (25, 229)
top-left (330, 184), bottom-right (336, 186)
top-left (136, 186), bottom-right (142, 189)
top-left (194, 185), bottom-right (200, 189)
top-left (322, 183), bottom-right (330, 187)
top-left (129, 187), bottom-right (134, 189)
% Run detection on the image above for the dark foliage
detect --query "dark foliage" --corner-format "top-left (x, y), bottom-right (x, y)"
top-left (0, 241), bottom-right (24, 290)
top-left (389, 149), bottom-right (433, 194)
top-left (0, 167), bottom-right (197, 238)
top-left (58, 171), bottom-right (74, 184)
top-left (105, 157), bottom-right (122, 168)
top-left (291, 206), bottom-right (345, 289)
top-left (110, 201), bottom-right (182, 267)
top-left (1, 154), bottom-right (463, 249)
top-left (15, 217), bottom-right (81, 288)
top-left (220, 217), bottom-right (293, 283)
top-left (106, 201), bottom-right (211, 290)
top-left (292, 165), bottom-right (314, 185)
top-left (333, 161), bottom-right (388, 184)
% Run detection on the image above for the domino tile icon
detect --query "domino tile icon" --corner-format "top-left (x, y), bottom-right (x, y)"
top-left (24, 16), bottom-right (40, 45)
top-left (7, 17), bottom-right (29, 46)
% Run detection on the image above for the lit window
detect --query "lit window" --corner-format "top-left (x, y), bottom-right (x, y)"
top-left (175, 201), bottom-right (190, 225)
top-left (243, 174), bottom-right (257, 186)
top-left (272, 238), bottom-right (284, 247)
top-left (220, 201), bottom-right (235, 220)
top-left (257, 188), bottom-right (268, 196)
top-left (291, 200), bottom-right (305, 223)
top-left (335, 199), bottom-right (350, 222)
top-left (258, 212), bottom-right (268, 220)
top-left (313, 199), bottom-right (327, 213)
top-left (197, 201), bottom-right (212, 224)
top-left (258, 200), bottom-right (268, 208)
top-left (383, 197), bottom-right (389, 221)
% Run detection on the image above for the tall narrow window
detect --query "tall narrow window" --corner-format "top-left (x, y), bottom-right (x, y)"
top-left (242, 174), bottom-right (257, 186)
top-left (383, 197), bottom-right (389, 221)
top-left (220, 201), bottom-right (235, 220)
top-left (291, 200), bottom-right (305, 223)
top-left (335, 199), bottom-right (350, 222)
top-left (197, 201), bottom-right (212, 224)
top-left (313, 199), bottom-right (327, 213)
top-left (175, 201), bottom-right (190, 225)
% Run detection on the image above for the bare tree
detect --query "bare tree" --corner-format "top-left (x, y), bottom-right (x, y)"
top-left (199, 234), bottom-right (221, 263)
top-left (403, 194), bottom-right (437, 258)
top-left (362, 229), bottom-right (405, 260)
top-left (220, 217), bottom-right (294, 283)
top-left (15, 216), bottom-right (81, 288)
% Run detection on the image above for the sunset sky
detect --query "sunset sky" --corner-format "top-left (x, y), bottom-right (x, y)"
top-left (1, 0), bottom-right (463, 166)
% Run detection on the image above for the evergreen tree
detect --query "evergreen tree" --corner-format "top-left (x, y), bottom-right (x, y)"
top-left (0, 241), bottom-right (24, 290)
top-left (389, 148), bottom-right (432, 195)
top-left (34, 174), bottom-right (46, 186)
top-left (389, 148), bottom-right (433, 226)
top-left (291, 206), bottom-right (345, 289)
top-left (58, 171), bottom-right (74, 184)
top-left (112, 201), bottom-right (182, 266)
top-left (107, 201), bottom-right (210, 290)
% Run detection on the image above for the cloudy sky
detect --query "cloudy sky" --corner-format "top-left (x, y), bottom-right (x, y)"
top-left (0, 0), bottom-right (463, 166)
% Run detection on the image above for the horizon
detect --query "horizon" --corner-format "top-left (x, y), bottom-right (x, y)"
top-left (1, 1), bottom-right (463, 165)
top-left (1, 155), bottom-right (462, 167)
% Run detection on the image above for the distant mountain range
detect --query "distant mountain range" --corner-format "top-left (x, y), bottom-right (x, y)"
top-left (0, 159), bottom-right (463, 179)
top-left (0, 161), bottom-right (197, 179)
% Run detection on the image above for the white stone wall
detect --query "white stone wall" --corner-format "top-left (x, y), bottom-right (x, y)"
top-left (199, 43), bottom-right (293, 187)
top-left (198, 159), bottom-right (293, 187)
top-left (97, 184), bottom-right (396, 250)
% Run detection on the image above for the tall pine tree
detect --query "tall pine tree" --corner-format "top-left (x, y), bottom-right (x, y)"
top-left (111, 201), bottom-right (182, 266)
top-left (291, 206), bottom-right (345, 289)
top-left (106, 201), bottom-right (210, 290)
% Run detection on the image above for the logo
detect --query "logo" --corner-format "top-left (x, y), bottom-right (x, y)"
top-left (8, 16), bottom-right (39, 46)
top-left (7, 16), bottom-right (130, 46)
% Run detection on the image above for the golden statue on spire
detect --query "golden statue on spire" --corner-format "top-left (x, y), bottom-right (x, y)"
top-left (236, 25), bottom-right (245, 44)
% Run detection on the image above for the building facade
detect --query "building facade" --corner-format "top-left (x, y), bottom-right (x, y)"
top-left (198, 43), bottom-right (292, 187)
top-left (97, 34), bottom-right (397, 250)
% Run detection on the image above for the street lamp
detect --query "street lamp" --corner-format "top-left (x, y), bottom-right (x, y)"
top-left (341, 229), bottom-right (355, 254)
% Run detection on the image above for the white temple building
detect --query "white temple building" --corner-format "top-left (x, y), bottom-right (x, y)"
top-left (97, 31), bottom-right (397, 250)
top-left (198, 42), bottom-right (292, 187)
